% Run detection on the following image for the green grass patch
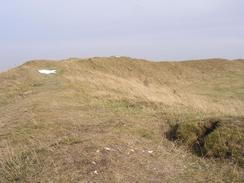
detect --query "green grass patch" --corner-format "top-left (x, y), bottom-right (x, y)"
top-left (137, 129), bottom-right (155, 140)
top-left (51, 135), bottom-right (83, 147)
top-left (100, 99), bottom-right (145, 114)
top-left (167, 116), bottom-right (244, 166)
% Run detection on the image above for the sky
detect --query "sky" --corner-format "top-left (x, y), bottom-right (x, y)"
top-left (0, 0), bottom-right (243, 71)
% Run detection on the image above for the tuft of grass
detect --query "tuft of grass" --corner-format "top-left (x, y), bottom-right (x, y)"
top-left (167, 116), bottom-right (244, 166)
top-left (0, 149), bottom-right (43, 182)
top-left (204, 118), bottom-right (244, 166)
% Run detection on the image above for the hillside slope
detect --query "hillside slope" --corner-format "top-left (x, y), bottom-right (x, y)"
top-left (0, 57), bottom-right (243, 182)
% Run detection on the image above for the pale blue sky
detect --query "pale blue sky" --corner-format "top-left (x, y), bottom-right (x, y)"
top-left (0, 0), bottom-right (243, 71)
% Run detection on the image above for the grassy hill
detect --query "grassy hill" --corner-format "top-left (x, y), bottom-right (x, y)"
top-left (0, 57), bottom-right (243, 182)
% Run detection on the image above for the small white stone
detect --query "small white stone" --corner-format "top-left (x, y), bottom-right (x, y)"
top-left (148, 150), bottom-right (153, 154)
top-left (94, 170), bottom-right (98, 175)
top-left (96, 150), bottom-right (100, 153)
top-left (104, 147), bottom-right (111, 151)
top-left (92, 161), bottom-right (96, 165)
top-left (130, 149), bottom-right (135, 152)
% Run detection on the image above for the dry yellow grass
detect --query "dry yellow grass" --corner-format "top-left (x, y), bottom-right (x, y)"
top-left (0, 57), bottom-right (243, 182)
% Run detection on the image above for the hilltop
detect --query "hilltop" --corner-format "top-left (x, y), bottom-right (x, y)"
top-left (0, 57), bottom-right (243, 182)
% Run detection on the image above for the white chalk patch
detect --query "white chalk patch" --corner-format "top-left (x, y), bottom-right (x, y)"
top-left (148, 150), bottom-right (153, 154)
top-left (38, 69), bottom-right (56, 75)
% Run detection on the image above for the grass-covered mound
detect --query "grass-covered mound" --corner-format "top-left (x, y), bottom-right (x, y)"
top-left (1, 58), bottom-right (244, 182)
top-left (167, 116), bottom-right (244, 166)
